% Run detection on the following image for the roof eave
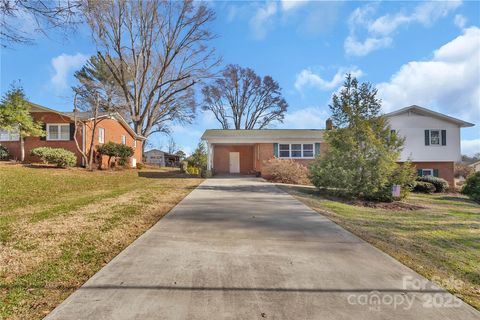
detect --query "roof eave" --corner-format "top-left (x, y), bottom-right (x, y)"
top-left (385, 105), bottom-right (475, 127)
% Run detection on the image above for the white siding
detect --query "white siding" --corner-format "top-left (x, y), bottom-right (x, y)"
top-left (387, 112), bottom-right (461, 162)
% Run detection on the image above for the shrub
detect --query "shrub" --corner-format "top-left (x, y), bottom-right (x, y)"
top-left (416, 175), bottom-right (449, 193)
top-left (462, 172), bottom-right (480, 203)
top-left (413, 181), bottom-right (436, 194)
top-left (116, 144), bottom-right (134, 166)
top-left (30, 147), bottom-right (76, 167)
top-left (263, 158), bottom-right (310, 185)
top-left (0, 145), bottom-right (9, 160)
top-left (180, 161), bottom-right (188, 173)
top-left (187, 166), bottom-right (200, 175)
top-left (201, 169), bottom-right (212, 178)
top-left (97, 142), bottom-right (134, 168)
top-left (455, 162), bottom-right (474, 178)
top-left (136, 162), bottom-right (144, 170)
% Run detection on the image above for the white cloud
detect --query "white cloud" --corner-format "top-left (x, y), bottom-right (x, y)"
top-left (344, 36), bottom-right (392, 57)
top-left (50, 53), bottom-right (88, 89)
top-left (454, 14), bottom-right (467, 29)
top-left (278, 107), bottom-right (329, 129)
top-left (249, 2), bottom-right (278, 39)
top-left (377, 27), bottom-right (480, 122)
top-left (345, 1), bottom-right (462, 56)
top-left (281, 0), bottom-right (308, 12)
top-left (461, 139), bottom-right (480, 156)
top-left (295, 67), bottom-right (363, 92)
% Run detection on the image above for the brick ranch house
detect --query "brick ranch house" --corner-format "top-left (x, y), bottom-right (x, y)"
top-left (202, 105), bottom-right (474, 187)
top-left (0, 103), bottom-right (145, 168)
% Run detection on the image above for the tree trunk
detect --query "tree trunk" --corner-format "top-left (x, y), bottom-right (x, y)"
top-left (20, 136), bottom-right (25, 162)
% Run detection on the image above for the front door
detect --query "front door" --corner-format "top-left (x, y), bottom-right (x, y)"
top-left (229, 152), bottom-right (240, 173)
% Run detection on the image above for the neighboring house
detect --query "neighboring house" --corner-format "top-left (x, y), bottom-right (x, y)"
top-left (0, 103), bottom-right (145, 167)
top-left (385, 105), bottom-right (474, 187)
top-left (469, 160), bottom-right (480, 172)
top-left (144, 149), bottom-right (180, 167)
top-left (201, 129), bottom-right (324, 174)
top-left (201, 105), bottom-right (474, 187)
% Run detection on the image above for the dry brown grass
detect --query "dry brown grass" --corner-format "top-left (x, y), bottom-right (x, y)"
top-left (0, 164), bottom-right (203, 319)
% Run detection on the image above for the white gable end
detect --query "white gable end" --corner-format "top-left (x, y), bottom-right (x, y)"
top-left (387, 111), bottom-right (462, 162)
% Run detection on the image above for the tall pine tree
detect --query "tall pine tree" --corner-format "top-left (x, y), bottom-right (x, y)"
top-left (310, 74), bottom-right (415, 201)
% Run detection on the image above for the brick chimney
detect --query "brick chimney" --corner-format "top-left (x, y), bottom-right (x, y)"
top-left (326, 118), bottom-right (333, 130)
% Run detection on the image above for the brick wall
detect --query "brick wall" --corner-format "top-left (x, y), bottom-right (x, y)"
top-left (254, 142), bottom-right (328, 172)
top-left (213, 145), bottom-right (254, 174)
top-left (84, 118), bottom-right (143, 168)
top-left (409, 161), bottom-right (455, 188)
top-left (18, 112), bottom-right (83, 165)
top-left (1, 112), bottom-right (143, 167)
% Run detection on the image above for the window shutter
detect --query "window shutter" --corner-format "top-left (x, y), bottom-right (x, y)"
top-left (441, 130), bottom-right (446, 146)
top-left (69, 123), bottom-right (75, 141)
top-left (433, 169), bottom-right (439, 177)
top-left (315, 143), bottom-right (321, 156)
top-left (424, 130), bottom-right (430, 146)
top-left (273, 143), bottom-right (278, 158)
top-left (417, 169), bottom-right (423, 177)
top-left (40, 123), bottom-right (47, 141)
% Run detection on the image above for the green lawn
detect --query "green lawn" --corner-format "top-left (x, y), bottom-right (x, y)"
top-left (280, 185), bottom-right (480, 310)
top-left (0, 163), bottom-right (203, 320)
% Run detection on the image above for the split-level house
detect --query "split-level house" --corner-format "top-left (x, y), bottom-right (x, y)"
top-left (0, 103), bottom-right (145, 167)
top-left (201, 105), bottom-right (474, 187)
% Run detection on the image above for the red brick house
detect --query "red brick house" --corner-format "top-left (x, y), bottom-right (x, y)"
top-left (0, 103), bottom-right (145, 167)
top-left (201, 106), bottom-right (474, 187)
top-left (201, 129), bottom-right (325, 175)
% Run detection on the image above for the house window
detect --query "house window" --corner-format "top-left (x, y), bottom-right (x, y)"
top-left (278, 143), bottom-right (315, 159)
top-left (47, 124), bottom-right (70, 141)
top-left (98, 128), bottom-right (105, 144)
top-left (121, 135), bottom-right (126, 145)
top-left (422, 169), bottom-right (433, 176)
top-left (279, 144), bottom-right (290, 157)
top-left (133, 140), bottom-right (137, 148)
top-left (291, 144), bottom-right (302, 157)
top-left (303, 144), bottom-right (313, 157)
top-left (0, 129), bottom-right (20, 141)
top-left (430, 130), bottom-right (440, 145)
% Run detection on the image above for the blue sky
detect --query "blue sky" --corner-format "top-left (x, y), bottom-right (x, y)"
top-left (1, 0), bottom-right (479, 155)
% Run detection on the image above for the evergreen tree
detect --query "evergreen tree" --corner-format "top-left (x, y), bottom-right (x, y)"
top-left (309, 74), bottom-right (415, 201)
top-left (0, 85), bottom-right (44, 161)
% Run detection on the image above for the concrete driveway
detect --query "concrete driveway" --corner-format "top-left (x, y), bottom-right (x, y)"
top-left (46, 177), bottom-right (479, 320)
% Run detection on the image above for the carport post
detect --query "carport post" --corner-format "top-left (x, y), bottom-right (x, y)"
top-left (207, 142), bottom-right (212, 171)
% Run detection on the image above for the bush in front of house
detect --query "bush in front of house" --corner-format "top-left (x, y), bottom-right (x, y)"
top-left (30, 147), bottom-right (77, 167)
top-left (201, 169), bottom-right (212, 178)
top-left (97, 142), bottom-right (134, 168)
top-left (461, 172), bottom-right (480, 203)
top-left (0, 145), bottom-right (9, 160)
top-left (413, 181), bottom-right (436, 194)
top-left (263, 158), bottom-right (310, 185)
top-left (116, 144), bottom-right (134, 166)
top-left (416, 175), bottom-right (449, 193)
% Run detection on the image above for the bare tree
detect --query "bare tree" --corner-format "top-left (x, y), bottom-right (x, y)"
top-left (82, 0), bottom-right (218, 147)
top-left (167, 136), bottom-right (177, 154)
top-left (0, 0), bottom-right (82, 46)
top-left (202, 64), bottom-right (288, 129)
